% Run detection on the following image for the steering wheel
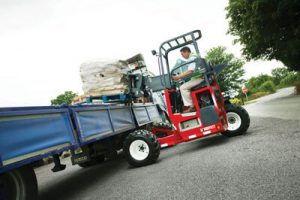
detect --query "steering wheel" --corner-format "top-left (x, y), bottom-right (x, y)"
top-left (171, 61), bottom-right (207, 88)
top-left (171, 60), bottom-right (196, 86)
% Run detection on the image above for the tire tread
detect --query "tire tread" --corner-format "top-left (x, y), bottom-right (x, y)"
top-left (123, 129), bottom-right (160, 167)
top-left (222, 104), bottom-right (250, 137)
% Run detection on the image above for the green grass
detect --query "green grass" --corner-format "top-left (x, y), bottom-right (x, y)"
top-left (236, 91), bottom-right (270, 105)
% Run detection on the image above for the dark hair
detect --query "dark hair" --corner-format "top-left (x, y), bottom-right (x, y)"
top-left (180, 46), bottom-right (191, 53)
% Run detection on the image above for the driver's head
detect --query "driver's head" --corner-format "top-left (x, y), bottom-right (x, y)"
top-left (180, 47), bottom-right (191, 59)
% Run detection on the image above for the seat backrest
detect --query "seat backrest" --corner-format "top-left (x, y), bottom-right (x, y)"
top-left (194, 57), bottom-right (210, 71)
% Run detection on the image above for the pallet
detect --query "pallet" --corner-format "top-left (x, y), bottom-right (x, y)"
top-left (85, 94), bottom-right (129, 103)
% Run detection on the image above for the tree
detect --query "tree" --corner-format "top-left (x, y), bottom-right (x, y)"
top-left (205, 46), bottom-right (245, 95)
top-left (259, 80), bottom-right (276, 93)
top-left (226, 0), bottom-right (300, 71)
top-left (271, 67), bottom-right (297, 85)
top-left (51, 91), bottom-right (77, 105)
top-left (245, 74), bottom-right (273, 94)
top-left (280, 73), bottom-right (298, 86)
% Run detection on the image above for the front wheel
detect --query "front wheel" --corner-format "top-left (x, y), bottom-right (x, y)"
top-left (123, 130), bottom-right (160, 167)
top-left (0, 165), bottom-right (38, 200)
top-left (221, 104), bottom-right (250, 137)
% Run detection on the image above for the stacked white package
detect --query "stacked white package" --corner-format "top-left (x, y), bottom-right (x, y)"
top-left (80, 59), bottom-right (130, 96)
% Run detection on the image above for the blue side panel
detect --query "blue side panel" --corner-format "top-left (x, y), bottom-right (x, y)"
top-left (132, 104), bottom-right (162, 126)
top-left (0, 107), bottom-right (76, 172)
top-left (146, 106), bottom-right (161, 122)
top-left (110, 108), bottom-right (135, 133)
top-left (73, 109), bottom-right (113, 142)
top-left (132, 106), bottom-right (150, 126)
top-left (71, 105), bottom-right (135, 145)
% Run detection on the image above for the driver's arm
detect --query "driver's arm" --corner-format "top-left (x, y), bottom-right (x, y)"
top-left (173, 70), bottom-right (193, 81)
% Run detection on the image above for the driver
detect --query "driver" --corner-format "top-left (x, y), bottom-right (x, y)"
top-left (172, 47), bottom-right (204, 112)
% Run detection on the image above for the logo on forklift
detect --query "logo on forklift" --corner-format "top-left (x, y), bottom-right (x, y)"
top-left (201, 125), bottom-right (215, 132)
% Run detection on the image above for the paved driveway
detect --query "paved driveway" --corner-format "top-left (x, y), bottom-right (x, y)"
top-left (36, 88), bottom-right (300, 200)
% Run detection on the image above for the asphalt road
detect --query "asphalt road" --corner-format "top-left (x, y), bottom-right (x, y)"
top-left (36, 88), bottom-right (300, 200)
top-left (244, 87), bottom-right (300, 121)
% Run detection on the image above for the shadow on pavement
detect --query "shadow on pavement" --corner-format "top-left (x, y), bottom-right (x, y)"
top-left (181, 134), bottom-right (230, 154)
top-left (159, 134), bottom-right (236, 161)
top-left (38, 155), bottom-right (126, 200)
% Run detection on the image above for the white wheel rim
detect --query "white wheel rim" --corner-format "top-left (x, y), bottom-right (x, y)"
top-left (129, 140), bottom-right (150, 161)
top-left (227, 112), bottom-right (242, 131)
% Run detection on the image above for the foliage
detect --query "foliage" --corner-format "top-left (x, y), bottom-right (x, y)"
top-left (259, 80), bottom-right (276, 93)
top-left (271, 67), bottom-right (296, 85)
top-left (245, 74), bottom-right (273, 94)
top-left (229, 98), bottom-right (242, 105)
top-left (226, 0), bottom-right (300, 71)
top-left (243, 68), bottom-right (299, 100)
top-left (280, 73), bottom-right (298, 86)
top-left (205, 46), bottom-right (245, 95)
top-left (51, 91), bottom-right (77, 105)
top-left (253, 92), bottom-right (270, 99)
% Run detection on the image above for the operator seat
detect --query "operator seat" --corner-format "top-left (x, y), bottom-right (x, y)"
top-left (190, 75), bottom-right (214, 91)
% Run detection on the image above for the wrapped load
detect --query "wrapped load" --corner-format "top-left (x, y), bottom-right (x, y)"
top-left (80, 59), bottom-right (131, 96)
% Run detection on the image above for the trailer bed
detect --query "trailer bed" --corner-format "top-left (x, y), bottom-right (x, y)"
top-left (0, 104), bottom-right (160, 173)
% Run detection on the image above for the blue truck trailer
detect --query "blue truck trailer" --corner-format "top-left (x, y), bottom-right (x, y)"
top-left (0, 103), bottom-right (161, 200)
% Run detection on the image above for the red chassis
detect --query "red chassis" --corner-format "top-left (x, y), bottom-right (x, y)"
top-left (152, 79), bottom-right (228, 148)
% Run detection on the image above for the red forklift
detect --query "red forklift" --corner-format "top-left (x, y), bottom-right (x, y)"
top-left (122, 30), bottom-right (250, 167)
top-left (147, 30), bottom-right (250, 149)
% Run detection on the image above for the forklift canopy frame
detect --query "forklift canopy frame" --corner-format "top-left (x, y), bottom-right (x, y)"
top-left (157, 30), bottom-right (204, 88)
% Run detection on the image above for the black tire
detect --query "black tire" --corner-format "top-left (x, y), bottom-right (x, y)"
top-left (78, 155), bottom-right (105, 168)
top-left (123, 130), bottom-right (160, 167)
top-left (221, 104), bottom-right (250, 137)
top-left (0, 165), bottom-right (38, 200)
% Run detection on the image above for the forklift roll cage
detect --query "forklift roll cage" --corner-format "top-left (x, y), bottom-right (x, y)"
top-left (156, 30), bottom-right (209, 89)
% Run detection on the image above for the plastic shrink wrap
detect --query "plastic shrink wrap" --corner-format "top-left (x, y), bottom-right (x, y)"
top-left (80, 59), bottom-right (130, 96)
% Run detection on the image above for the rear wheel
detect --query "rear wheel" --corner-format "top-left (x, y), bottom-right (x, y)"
top-left (0, 165), bottom-right (38, 200)
top-left (221, 104), bottom-right (250, 137)
top-left (123, 130), bottom-right (160, 167)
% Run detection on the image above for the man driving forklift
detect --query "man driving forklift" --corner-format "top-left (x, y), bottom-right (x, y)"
top-left (172, 46), bottom-right (204, 112)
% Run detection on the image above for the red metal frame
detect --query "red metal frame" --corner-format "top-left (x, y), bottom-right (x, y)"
top-left (152, 80), bottom-right (228, 148)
